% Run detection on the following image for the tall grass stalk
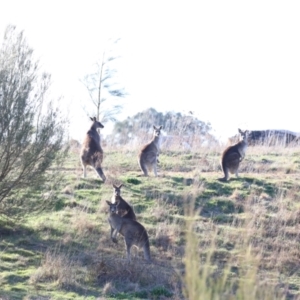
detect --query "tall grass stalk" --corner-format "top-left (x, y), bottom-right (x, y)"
top-left (183, 198), bottom-right (286, 300)
top-left (183, 202), bottom-right (230, 299)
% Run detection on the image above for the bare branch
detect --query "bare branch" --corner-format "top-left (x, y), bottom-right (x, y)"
top-left (80, 37), bottom-right (128, 122)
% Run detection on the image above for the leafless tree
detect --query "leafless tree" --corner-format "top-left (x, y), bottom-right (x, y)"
top-left (81, 38), bottom-right (127, 122)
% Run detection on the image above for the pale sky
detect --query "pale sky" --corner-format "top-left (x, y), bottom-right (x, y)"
top-left (1, 1), bottom-right (300, 142)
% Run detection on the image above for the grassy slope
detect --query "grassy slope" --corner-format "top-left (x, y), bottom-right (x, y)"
top-left (1, 144), bottom-right (300, 299)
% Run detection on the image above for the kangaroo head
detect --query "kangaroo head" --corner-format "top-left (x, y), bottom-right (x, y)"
top-left (90, 117), bottom-right (104, 130)
top-left (238, 128), bottom-right (249, 142)
top-left (106, 200), bottom-right (120, 214)
top-left (112, 184), bottom-right (123, 196)
top-left (153, 125), bottom-right (163, 137)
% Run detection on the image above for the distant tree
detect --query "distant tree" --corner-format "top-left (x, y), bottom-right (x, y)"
top-left (80, 38), bottom-right (127, 122)
top-left (109, 108), bottom-right (216, 147)
top-left (0, 25), bottom-right (68, 209)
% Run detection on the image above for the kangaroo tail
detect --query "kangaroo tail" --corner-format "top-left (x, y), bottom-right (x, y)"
top-left (95, 167), bottom-right (106, 182)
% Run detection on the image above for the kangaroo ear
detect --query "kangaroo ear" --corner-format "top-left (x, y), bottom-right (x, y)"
top-left (159, 126), bottom-right (163, 130)
top-left (153, 125), bottom-right (156, 130)
top-left (90, 117), bottom-right (94, 121)
top-left (112, 184), bottom-right (117, 188)
top-left (118, 184), bottom-right (123, 188)
top-left (106, 200), bottom-right (112, 206)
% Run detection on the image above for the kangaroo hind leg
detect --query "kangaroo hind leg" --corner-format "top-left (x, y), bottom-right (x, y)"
top-left (125, 238), bottom-right (133, 262)
top-left (139, 159), bottom-right (148, 176)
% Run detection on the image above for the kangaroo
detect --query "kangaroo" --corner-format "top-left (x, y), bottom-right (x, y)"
top-left (219, 129), bottom-right (249, 181)
top-left (106, 200), bottom-right (151, 262)
top-left (138, 125), bottom-right (163, 176)
top-left (111, 184), bottom-right (137, 220)
top-left (110, 184), bottom-right (137, 240)
top-left (80, 117), bottom-right (106, 182)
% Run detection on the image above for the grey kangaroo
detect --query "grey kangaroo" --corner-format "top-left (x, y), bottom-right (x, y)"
top-left (138, 125), bottom-right (163, 176)
top-left (219, 129), bottom-right (249, 181)
top-left (106, 200), bottom-right (151, 262)
top-left (80, 117), bottom-right (106, 182)
top-left (110, 184), bottom-right (137, 240)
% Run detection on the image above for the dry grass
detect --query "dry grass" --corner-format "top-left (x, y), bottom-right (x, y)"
top-left (59, 142), bottom-right (300, 299)
top-left (29, 249), bottom-right (82, 288)
top-left (4, 137), bottom-right (300, 299)
top-left (182, 179), bottom-right (300, 299)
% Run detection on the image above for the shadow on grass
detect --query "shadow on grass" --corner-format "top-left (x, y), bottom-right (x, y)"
top-left (75, 178), bottom-right (104, 190)
top-left (0, 219), bottom-right (106, 300)
top-left (241, 176), bottom-right (278, 197)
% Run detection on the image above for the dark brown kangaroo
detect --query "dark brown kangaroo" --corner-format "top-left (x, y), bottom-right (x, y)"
top-left (80, 117), bottom-right (106, 182)
top-left (219, 129), bottom-right (248, 181)
top-left (106, 200), bottom-right (151, 262)
top-left (111, 184), bottom-right (136, 220)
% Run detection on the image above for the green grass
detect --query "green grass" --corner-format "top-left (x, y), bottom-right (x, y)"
top-left (1, 144), bottom-right (300, 299)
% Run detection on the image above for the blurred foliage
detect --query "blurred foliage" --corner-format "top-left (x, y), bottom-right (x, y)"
top-left (107, 107), bottom-right (216, 146)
